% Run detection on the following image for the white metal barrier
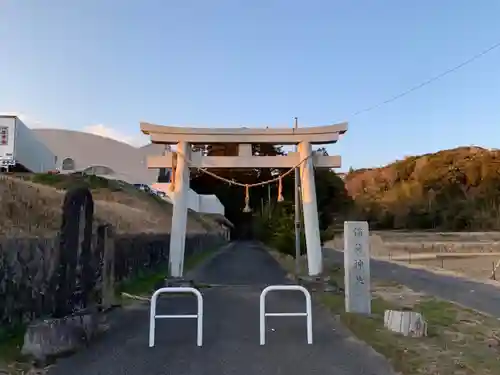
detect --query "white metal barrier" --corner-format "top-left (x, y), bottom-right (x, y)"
top-left (259, 285), bottom-right (313, 345)
top-left (149, 287), bottom-right (203, 347)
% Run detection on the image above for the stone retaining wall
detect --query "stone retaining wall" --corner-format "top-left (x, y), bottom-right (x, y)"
top-left (0, 237), bottom-right (60, 327)
top-left (0, 232), bottom-right (224, 328)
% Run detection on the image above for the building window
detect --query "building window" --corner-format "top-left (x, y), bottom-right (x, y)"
top-left (61, 157), bottom-right (75, 171)
top-left (0, 127), bottom-right (8, 145)
top-left (157, 168), bottom-right (172, 183)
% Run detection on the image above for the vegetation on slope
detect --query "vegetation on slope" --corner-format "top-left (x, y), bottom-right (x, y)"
top-left (251, 145), bottom-right (500, 253)
top-left (0, 173), bottom-right (217, 236)
top-left (8, 144), bottom-right (493, 241)
top-left (345, 146), bottom-right (500, 231)
top-left (252, 166), bottom-right (352, 255)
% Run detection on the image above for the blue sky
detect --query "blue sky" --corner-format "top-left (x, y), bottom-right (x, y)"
top-left (1, 1), bottom-right (500, 171)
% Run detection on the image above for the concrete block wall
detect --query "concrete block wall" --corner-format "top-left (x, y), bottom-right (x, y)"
top-left (152, 182), bottom-right (224, 216)
top-left (199, 194), bottom-right (224, 215)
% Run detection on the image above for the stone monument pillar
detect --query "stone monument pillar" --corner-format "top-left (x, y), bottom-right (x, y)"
top-left (344, 221), bottom-right (371, 314)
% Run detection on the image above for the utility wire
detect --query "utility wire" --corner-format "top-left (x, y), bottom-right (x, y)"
top-left (351, 39), bottom-right (500, 117)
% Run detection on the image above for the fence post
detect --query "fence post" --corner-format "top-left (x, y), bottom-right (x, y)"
top-left (100, 225), bottom-right (116, 310)
top-left (259, 285), bottom-right (313, 345)
top-left (149, 287), bottom-right (204, 347)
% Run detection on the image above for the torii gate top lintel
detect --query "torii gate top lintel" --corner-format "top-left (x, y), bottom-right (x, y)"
top-left (140, 121), bottom-right (348, 145)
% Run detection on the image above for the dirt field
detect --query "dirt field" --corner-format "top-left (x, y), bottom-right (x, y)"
top-left (407, 255), bottom-right (500, 281)
top-left (372, 231), bottom-right (500, 254)
top-left (327, 230), bottom-right (500, 282)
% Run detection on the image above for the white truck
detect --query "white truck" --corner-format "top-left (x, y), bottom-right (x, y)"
top-left (0, 115), bottom-right (56, 172)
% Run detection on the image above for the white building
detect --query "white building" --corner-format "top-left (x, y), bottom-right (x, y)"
top-left (0, 115), bottom-right (57, 172)
top-left (28, 125), bottom-right (226, 217)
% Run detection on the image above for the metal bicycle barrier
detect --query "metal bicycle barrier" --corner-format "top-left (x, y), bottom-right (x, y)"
top-left (259, 285), bottom-right (313, 345)
top-left (149, 287), bottom-right (204, 347)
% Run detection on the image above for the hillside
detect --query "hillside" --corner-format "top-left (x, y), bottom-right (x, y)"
top-left (344, 146), bottom-right (500, 231)
top-left (0, 174), bottom-right (222, 237)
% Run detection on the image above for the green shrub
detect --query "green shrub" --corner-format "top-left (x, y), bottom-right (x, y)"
top-left (254, 202), bottom-right (306, 257)
top-left (31, 173), bottom-right (65, 187)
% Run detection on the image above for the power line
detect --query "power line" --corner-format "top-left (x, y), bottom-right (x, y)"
top-left (351, 39), bottom-right (500, 117)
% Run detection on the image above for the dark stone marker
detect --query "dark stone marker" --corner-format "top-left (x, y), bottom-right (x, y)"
top-left (55, 187), bottom-right (94, 317)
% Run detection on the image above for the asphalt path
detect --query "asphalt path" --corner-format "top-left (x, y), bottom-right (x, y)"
top-left (325, 248), bottom-right (500, 317)
top-left (48, 241), bottom-right (397, 375)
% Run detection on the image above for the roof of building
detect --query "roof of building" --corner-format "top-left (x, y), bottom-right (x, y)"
top-left (32, 128), bottom-right (165, 184)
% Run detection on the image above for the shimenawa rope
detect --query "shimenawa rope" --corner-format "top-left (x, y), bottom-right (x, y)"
top-left (169, 150), bottom-right (312, 211)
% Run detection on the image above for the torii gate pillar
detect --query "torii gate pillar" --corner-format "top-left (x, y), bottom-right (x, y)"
top-left (169, 141), bottom-right (190, 277)
top-left (298, 141), bottom-right (322, 275)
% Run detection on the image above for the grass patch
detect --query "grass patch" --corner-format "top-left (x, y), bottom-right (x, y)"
top-left (271, 249), bottom-right (500, 374)
top-left (117, 266), bottom-right (170, 298)
top-left (31, 173), bottom-right (112, 190)
top-left (0, 325), bottom-right (31, 374)
top-left (325, 268), bottom-right (500, 374)
top-left (319, 266), bottom-right (425, 373)
top-left (119, 246), bottom-right (221, 301)
top-left (415, 299), bottom-right (458, 329)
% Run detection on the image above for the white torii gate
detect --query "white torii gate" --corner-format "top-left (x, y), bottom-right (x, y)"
top-left (140, 122), bottom-right (348, 277)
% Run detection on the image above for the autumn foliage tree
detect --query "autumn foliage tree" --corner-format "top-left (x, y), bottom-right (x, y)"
top-left (345, 146), bottom-right (500, 231)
